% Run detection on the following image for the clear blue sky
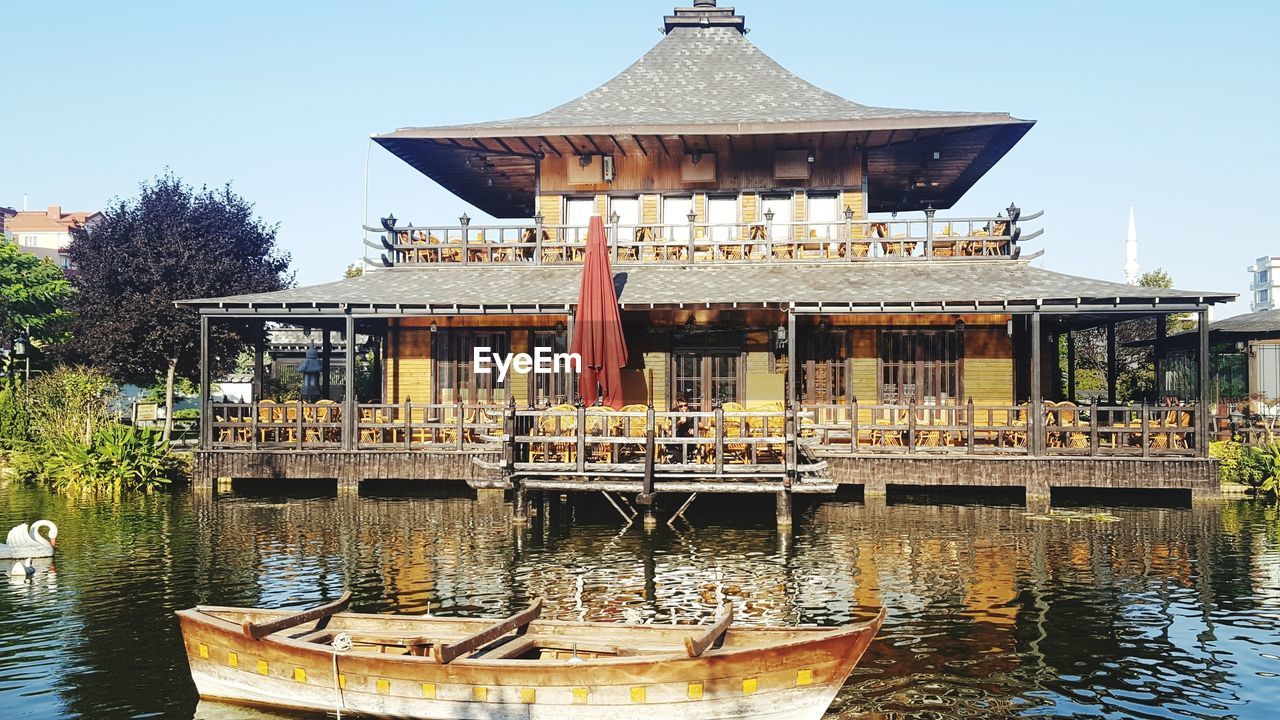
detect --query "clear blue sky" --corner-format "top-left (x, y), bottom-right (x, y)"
top-left (3, 1), bottom-right (1276, 317)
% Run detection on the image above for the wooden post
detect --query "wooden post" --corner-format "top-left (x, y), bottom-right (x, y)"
top-left (321, 329), bottom-right (332, 401)
top-left (640, 404), bottom-right (656, 506)
top-left (784, 407), bottom-right (796, 484)
top-left (786, 312), bottom-right (797, 409)
top-left (199, 314), bottom-right (210, 449)
top-left (776, 490), bottom-right (792, 529)
top-left (502, 395), bottom-right (515, 474)
top-left (512, 481), bottom-right (528, 526)
top-left (966, 397), bottom-right (976, 454)
top-left (1197, 309), bottom-right (1210, 457)
top-left (849, 397), bottom-right (858, 454)
top-left (713, 401), bottom-right (724, 475)
top-left (1154, 314), bottom-right (1167, 399)
top-left (1066, 329), bottom-right (1077, 403)
top-left (252, 328), bottom-right (265, 403)
top-left (923, 206), bottom-right (935, 258)
top-left (1106, 320), bottom-right (1117, 405)
top-left (403, 397), bottom-right (412, 449)
top-left (534, 213), bottom-right (544, 266)
top-left (1140, 401), bottom-right (1149, 457)
top-left (576, 402), bottom-right (586, 474)
top-left (907, 398), bottom-right (917, 453)
top-left (295, 400), bottom-right (303, 450)
top-left (342, 314), bottom-right (357, 451)
top-left (1089, 398), bottom-right (1099, 455)
top-left (456, 400), bottom-right (465, 450)
top-left (1030, 312), bottom-right (1043, 456)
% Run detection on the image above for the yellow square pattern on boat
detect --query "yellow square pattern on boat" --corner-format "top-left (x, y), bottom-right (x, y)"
top-left (520, 688), bottom-right (536, 703)
top-left (472, 687), bottom-right (488, 702)
top-left (197, 643), bottom-right (208, 659)
top-left (293, 667), bottom-right (306, 683)
top-left (257, 660), bottom-right (268, 676)
top-left (631, 686), bottom-right (647, 703)
top-left (227, 652), bottom-right (238, 668)
top-left (572, 687), bottom-right (589, 704)
top-left (687, 682), bottom-right (704, 700)
top-left (376, 678), bottom-right (390, 694)
top-left (338, 674), bottom-right (346, 689)
top-left (421, 683), bottom-right (435, 699)
top-left (743, 677), bottom-right (758, 694)
top-left (796, 669), bottom-right (813, 686)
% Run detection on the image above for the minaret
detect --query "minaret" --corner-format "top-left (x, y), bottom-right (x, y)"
top-left (1124, 206), bottom-right (1140, 284)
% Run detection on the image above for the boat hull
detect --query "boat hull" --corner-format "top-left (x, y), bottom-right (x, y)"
top-left (178, 607), bottom-right (882, 720)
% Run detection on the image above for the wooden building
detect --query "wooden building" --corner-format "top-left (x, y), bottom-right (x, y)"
top-left (183, 2), bottom-right (1232, 515)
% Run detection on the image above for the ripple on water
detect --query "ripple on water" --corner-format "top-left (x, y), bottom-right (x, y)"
top-left (1, 488), bottom-right (1279, 719)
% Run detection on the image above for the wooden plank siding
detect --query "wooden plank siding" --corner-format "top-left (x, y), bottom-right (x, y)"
top-left (382, 313), bottom-right (1012, 408)
top-left (538, 148), bottom-right (863, 195)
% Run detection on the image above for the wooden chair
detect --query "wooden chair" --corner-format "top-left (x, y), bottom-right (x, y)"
top-left (257, 399), bottom-right (278, 443)
top-left (534, 404), bottom-right (577, 462)
top-left (870, 407), bottom-right (909, 447)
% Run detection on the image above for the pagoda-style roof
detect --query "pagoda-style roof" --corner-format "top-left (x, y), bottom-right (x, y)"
top-left (181, 261), bottom-right (1230, 316)
top-left (374, 2), bottom-right (1034, 217)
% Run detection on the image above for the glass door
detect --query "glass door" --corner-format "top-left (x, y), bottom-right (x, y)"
top-left (671, 352), bottom-right (741, 410)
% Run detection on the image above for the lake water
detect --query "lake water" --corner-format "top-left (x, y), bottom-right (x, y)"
top-left (1, 482), bottom-right (1277, 719)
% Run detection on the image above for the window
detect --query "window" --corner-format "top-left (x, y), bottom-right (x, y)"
top-left (878, 329), bottom-right (963, 405)
top-left (761, 194), bottom-right (792, 245)
top-left (1262, 289), bottom-right (1271, 304)
top-left (662, 196), bottom-right (694, 242)
top-left (1260, 269), bottom-right (1270, 285)
top-left (801, 329), bottom-right (850, 404)
top-left (564, 197), bottom-right (595, 245)
top-left (22, 234), bottom-right (39, 247)
top-left (706, 195), bottom-right (738, 244)
top-left (433, 330), bottom-right (508, 404)
top-left (670, 332), bottom-right (744, 410)
top-left (531, 330), bottom-right (577, 406)
top-left (806, 194), bottom-right (839, 240)
top-left (609, 197), bottom-right (640, 242)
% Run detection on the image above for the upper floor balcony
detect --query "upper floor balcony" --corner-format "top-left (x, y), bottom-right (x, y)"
top-left (366, 205), bottom-right (1043, 269)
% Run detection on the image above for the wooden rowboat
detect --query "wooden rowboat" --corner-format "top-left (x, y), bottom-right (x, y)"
top-left (178, 592), bottom-right (884, 720)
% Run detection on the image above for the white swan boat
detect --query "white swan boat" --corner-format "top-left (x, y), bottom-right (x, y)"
top-left (0, 520), bottom-right (58, 558)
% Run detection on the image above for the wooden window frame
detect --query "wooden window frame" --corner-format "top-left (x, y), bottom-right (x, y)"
top-left (876, 328), bottom-right (965, 406)
top-left (431, 329), bottom-right (510, 405)
top-left (667, 349), bottom-right (746, 411)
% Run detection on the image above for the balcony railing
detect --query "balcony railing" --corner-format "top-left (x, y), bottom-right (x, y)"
top-left (206, 399), bottom-right (1199, 460)
top-left (364, 207), bottom-right (1043, 268)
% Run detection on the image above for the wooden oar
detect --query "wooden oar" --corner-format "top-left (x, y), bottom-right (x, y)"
top-left (241, 591), bottom-right (352, 640)
top-left (433, 598), bottom-right (543, 664)
top-left (684, 604), bottom-right (733, 658)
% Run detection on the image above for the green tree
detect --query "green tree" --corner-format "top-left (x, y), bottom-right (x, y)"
top-left (0, 241), bottom-right (73, 378)
top-left (66, 173), bottom-right (293, 439)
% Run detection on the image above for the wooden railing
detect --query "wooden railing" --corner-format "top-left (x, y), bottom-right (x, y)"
top-left (205, 399), bottom-right (1200, 459)
top-left (366, 208), bottom-right (1042, 268)
top-left (803, 400), bottom-right (1199, 458)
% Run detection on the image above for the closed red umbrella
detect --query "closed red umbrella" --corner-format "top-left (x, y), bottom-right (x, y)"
top-left (570, 215), bottom-right (629, 408)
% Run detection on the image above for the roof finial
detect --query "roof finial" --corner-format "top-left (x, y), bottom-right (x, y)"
top-left (665, 1), bottom-right (744, 33)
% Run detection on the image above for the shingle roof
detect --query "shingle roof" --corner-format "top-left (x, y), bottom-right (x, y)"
top-left (1208, 309), bottom-right (1280, 335)
top-left (181, 261), bottom-right (1232, 312)
top-left (378, 26), bottom-right (1026, 140)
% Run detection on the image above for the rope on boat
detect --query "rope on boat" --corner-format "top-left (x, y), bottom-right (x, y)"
top-left (331, 632), bottom-right (352, 719)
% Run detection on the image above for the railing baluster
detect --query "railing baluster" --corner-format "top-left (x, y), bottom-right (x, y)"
top-left (576, 404), bottom-right (586, 474)
top-left (714, 403), bottom-right (724, 475)
top-left (850, 397), bottom-right (858, 454)
top-left (908, 400), bottom-right (917, 453)
top-left (1089, 399), bottom-right (1099, 456)
top-left (1141, 402), bottom-right (1149, 457)
top-left (966, 397), bottom-right (976, 454)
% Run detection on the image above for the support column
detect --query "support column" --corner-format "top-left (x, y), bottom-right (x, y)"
top-left (1030, 312), bottom-right (1043, 456)
top-left (1155, 314), bottom-right (1167, 400)
top-left (786, 311), bottom-right (797, 408)
top-left (1106, 321), bottom-right (1118, 405)
top-left (199, 314), bottom-right (210, 450)
top-left (512, 482), bottom-right (529, 525)
top-left (1198, 309), bottom-right (1210, 457)
top-left (1066, 330), bottom-right (1077, 403)
top-left (342, 314), bottom-right (357, 451)
top-left (321, 329), bottom-right (332, 400)
top-left (776, 490), bottom-right (792, 529)
top-left (252, 326), bottom-right (265, 402)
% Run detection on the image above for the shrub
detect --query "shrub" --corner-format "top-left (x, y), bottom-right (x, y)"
top-left (39, 424), bottom-right (174, 494)
top-left (24, 366), bottom-right (117, 446)
top-left (1210, 440), bottom-right (1244, 483)
top-left (172, 407), bottom-right (200, 420)
top-left (0, 380), bottom-right (30, 447)
top-left (1237, 443), bottom-right (1280, 496)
